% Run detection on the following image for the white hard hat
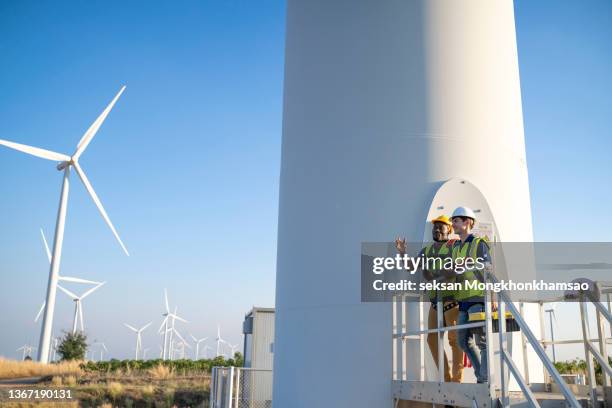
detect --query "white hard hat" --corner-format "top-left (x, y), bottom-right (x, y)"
top-left (451, 206), bottom-right (476, 220)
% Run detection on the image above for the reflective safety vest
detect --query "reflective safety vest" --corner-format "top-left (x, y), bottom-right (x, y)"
top-left (452, 237), bottom-right (490, 301)
top-left (423, 241), bottom-right (454, 301)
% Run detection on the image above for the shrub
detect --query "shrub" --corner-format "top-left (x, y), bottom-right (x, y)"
top-left (107, 381), bottom-right (124, 399)
top-left (148, 364), bottom-right (172, 379)
top-left (64, 375), bottom-right (77, 386)
top-left (142, 384), bottom-right (155, 397)
top-left (57, 331), bottom-right (88, 361)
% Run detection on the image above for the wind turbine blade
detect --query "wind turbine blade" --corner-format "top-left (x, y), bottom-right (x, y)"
top-left (102, 343), bottom-right (108, 352)
top-left (59, 276), bottom-right (102, 285)
top-left (73, 162), bottom-right (128, 256)
top-left (73, 86), bottom-right (126, 160)
top-left (172, 314), bottom-right (188, 324)
top-left (164, 289), bottom-right (170, 313)
top-left (141, 322), bottom-right (152, 332)
top-left (124, 323), bottom-right (138, 332)
top-left (173, 329), bottom-right (187, 344)
top-left (40, 229), bottom-right (52, 263)
top-left (0, 139), bottom-right (70, 162)
top-left (57, 284), bottom-right (79, 299)
top-left (34, 301), bottom-right (46, 322)
top-left (80, 281), bottom-right (105, 299)
top-left (158, 317), bottom-right (168, 333)
top-left (190, 333), bottom-right (197, 342)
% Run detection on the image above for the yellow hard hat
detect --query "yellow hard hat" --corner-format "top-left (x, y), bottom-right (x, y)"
top-left (431, 215), bottom-right (452, 227)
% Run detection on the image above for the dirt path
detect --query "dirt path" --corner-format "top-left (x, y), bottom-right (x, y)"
top-left (0, 377), bottom-right (43, 386)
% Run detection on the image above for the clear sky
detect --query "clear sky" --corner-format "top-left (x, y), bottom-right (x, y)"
top-left (0, 1), bottom-right (610, 361)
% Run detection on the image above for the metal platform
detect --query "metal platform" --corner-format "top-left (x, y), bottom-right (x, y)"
top-left (392, 278), bottom-right (612, 408)
top-left (392, 381), bottom-right (493, 408)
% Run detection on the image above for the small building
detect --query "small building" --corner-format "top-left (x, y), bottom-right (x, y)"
top-left (242, 306), bottom-right (274, 369)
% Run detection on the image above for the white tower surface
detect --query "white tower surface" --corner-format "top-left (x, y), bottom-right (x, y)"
top-left (274, 1), bottom-right (539, 407)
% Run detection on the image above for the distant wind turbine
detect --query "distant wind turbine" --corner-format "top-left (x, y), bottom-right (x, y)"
top-left (17, 344), bottom-right (37, 360)
top-left (57, 282), bottom-right (106, 334)
top-left (215, 325), bottom-right (228, 357)
top-left (93, 341), bottom-right (108, 361)
top-left (229, 343), bottom-right (240, 357)
top-left (172, 328), bottom-right (191, 359)
top-left (0, 86), bottom-right (129, 363)
top-left (158, 289), bottom-right (187, 360)
top-left (34, 229), bottom-right (105, 324)
top-left (125, 322), bottom-right (152, 360)
top-left (190, 333), bottom-right (208, 360)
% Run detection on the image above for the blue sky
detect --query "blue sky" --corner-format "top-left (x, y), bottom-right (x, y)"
top-left (0, 1), bottom-right (610, 361)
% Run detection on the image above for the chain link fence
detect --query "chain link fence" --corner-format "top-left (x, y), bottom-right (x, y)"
top-left (210, 367), bottom-right (273, 408)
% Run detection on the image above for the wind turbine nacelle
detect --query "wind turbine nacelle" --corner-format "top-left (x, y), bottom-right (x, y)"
top-left (57, 161), bottom-right (70, 171)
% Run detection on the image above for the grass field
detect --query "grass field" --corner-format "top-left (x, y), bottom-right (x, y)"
top-left (0, 359), bottom-right (82, 380)
top-left (0, 358), bottom-right (227, 407)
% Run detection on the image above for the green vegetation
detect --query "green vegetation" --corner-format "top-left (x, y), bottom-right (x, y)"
top-left (57, 331), bottom-right (88, 361)
top-left (2, 353), bottom-right (245, 406)
top-left (80, 352), bottom-right (243, 374)
top-left (554, 357), bottom-right (612, 385)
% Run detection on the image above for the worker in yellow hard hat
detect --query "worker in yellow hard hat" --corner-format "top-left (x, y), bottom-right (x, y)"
top-left (396, 215), bottom-right (463, 383)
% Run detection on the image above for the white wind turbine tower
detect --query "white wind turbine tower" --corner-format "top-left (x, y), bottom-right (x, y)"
top-left (0, 86), bottom-right (129, 363)
top-left (158, 289), bottom-right (187, 360)
top-left (215, 325), bottom-right (228, 357)
top-left (56, 282), bottom-right (105, 334)
top-left (34, 229), bottom-right (105, 323)
top-left (190, 333), bottom-right (208, 360)
top-left (124, 322), bottom-right (152, 360)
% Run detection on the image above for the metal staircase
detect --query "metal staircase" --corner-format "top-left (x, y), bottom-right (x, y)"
top-left (391, 278), bottom-right (612, 408)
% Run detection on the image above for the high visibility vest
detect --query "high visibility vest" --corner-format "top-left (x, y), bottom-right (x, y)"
top-left (423, 241), bottom-right (454, 301)
top-left (452, 237), bottom-right (490, 301)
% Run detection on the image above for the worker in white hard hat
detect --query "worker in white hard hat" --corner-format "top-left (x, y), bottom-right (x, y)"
top-left (450, 206), bottom-right (492, 383)
top-left (396, 215), bottom-right (463, 383)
